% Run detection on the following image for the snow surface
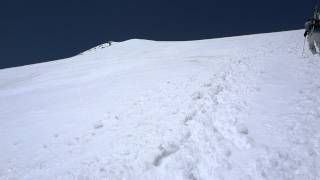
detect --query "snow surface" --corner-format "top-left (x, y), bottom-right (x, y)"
top-left (0, 30), bottom-right (320, 180)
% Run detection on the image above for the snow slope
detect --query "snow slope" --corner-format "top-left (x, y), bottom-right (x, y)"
top-left (0, 30), bottom-right (319, 180)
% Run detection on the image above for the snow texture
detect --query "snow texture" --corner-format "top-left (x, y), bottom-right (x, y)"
top-left (0, 30), bottom-right (319, 180)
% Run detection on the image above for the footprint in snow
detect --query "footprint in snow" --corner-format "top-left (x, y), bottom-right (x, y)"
top-left (236, 124), bottom-right (249, 135)
top-left (153, 144), bottom-right (180, 167)
top-left (94, 121), bottom-right (104, 130)
top-left (202, 83), bottom-right (212, 87)
top-left (192, 91), bottom-right (204, 101)
top-left (184, 110), bottom-right (197, 125)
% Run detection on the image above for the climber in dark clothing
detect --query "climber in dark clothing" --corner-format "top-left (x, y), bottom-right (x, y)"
top-left (304, 6), bottom-right (320, 54)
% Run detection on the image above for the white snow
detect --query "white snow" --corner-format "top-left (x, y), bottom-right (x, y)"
top-left (0, 30), bottom-right (319, 180)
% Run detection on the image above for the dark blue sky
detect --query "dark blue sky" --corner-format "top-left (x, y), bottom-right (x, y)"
top-left (0, 0), bottom-right (316, 69)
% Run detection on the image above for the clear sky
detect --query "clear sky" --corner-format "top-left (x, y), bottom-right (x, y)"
top-left (0, 0), bottom-right (316, 69)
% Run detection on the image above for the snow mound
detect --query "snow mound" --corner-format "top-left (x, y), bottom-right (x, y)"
top-left (0, 30), bottom-right (320, 180)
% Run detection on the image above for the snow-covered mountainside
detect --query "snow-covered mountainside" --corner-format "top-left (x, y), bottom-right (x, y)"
top-left (0, 30), bottom-right (319, 180)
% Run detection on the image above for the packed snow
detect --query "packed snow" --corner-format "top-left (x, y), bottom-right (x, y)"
top-left (0, 30), bottom-right (319, 180)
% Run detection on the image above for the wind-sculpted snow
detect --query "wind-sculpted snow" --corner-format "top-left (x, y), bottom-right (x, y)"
top-left (0, 30), bottom-right (319, 179)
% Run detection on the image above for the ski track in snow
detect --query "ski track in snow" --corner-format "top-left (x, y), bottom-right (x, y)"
top-left (0, 30), bottom-right (320, 179)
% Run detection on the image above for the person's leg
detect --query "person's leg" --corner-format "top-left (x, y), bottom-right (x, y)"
top-left (308, 41), bottom-right (317, 54)
top-left (313, 33), bottom-right (320, 54)
top-left (308, 35), bottom-right (317, 54)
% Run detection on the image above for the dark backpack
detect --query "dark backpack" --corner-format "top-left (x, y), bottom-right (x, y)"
top-left (312, 19), bottom-right (320, 27)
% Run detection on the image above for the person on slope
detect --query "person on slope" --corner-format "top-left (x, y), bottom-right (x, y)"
top-left (304, 7), bottom-right (320, 54)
